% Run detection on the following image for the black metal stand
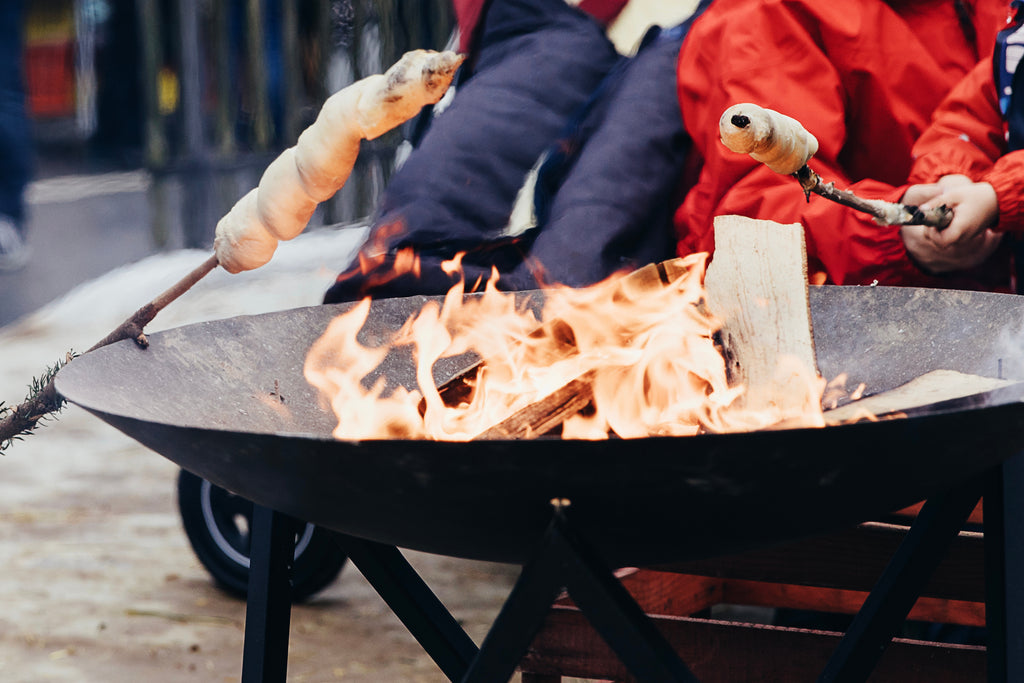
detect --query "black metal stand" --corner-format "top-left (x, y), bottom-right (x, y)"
top-left (331, 504), bottom-right (698, 683)
top-left (240, 505), bottom-right (296, 682)
top-left (463, 504), bottom-right (699, 683)
top-left (239, 473), bottom-right (1013, 683)
top-left (994, 451), bottom-right (1024, 681)
top-left (817, 478), bottom-right (984, 682)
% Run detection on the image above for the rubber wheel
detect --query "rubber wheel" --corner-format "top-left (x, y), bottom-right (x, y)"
top-left (176, 469), bottom-right (347, 602)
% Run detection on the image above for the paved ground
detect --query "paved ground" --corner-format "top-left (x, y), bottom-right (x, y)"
top-left (0, 164), bottom-right (521, 681)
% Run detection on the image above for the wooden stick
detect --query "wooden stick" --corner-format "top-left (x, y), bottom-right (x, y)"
top-left (0, 253), bottom-right (220, 449)
top-left (794, 166), bottom-right (952, 229)
top-left (86, 253), bottom-right (219, 351)
top-left (473, 371), bottom-right (595, 440)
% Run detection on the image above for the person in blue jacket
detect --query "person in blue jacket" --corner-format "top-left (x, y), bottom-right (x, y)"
top-left (0, 0), bottom-right (32, 271)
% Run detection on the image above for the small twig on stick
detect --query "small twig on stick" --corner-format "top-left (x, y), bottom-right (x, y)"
top-left (0, 253), bottom-right (220, 451)
top-left (0, 355), bottom-right (70, 451)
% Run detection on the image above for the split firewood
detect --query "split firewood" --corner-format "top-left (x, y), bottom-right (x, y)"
top-left (704, 215), bottom-right (821, 425)
top-left (719, 103), bottom-right (952, 229)
top-left (473, 371), bottom-right (596, 440)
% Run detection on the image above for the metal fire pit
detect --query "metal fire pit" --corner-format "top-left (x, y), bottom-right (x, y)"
top-left (55, 285), bottom-right (1024, 566)
top-left (53, 284), bottom-right (1024, 682)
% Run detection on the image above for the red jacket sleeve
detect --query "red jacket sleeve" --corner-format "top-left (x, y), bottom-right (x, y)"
top-left (909, 58), bottom-right (1024, 233)
top-left (908, 60), bottom-right (1007, 184)
top-left (576, 0), bottom-right (629, 25)
top-left (986, 151), bottom-right (1024, 231)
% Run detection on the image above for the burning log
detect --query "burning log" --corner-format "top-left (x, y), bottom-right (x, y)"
top-left (442, 259), bottom-right (697, 440)
top-left (435, 259), bottom-right (689, 407)
top-left (473, 371), bottom-right (595, 440)
top-left (465, 215), bottom-right (830, 438)
top-left (458, 215), bottom-right (825, 439)
top-left (307, 213), bottom-right (1021, 441)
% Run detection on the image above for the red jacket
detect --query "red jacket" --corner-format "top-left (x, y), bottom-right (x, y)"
top-left (909, 58), bottom-right (1024, 234)
top-left (674, 0), bottom-right (1010, 290)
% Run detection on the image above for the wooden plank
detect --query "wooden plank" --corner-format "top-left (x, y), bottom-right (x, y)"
top-left (720, 578), bottom-right (985, 627)
top-left (556, 568), bottom-right (723, 618)
top-left (893, 499), bottom-right (985, 526)
top-left (825, 370), bottom-right (1015, 424)
top-left (703, 215), bottom-right (819, 423)
top-left (558, 568), bottom-right (983, 627)
top-left (654, 522), bottom-right (985, 603)
top-left (519, 606), bottom-right (986, 683)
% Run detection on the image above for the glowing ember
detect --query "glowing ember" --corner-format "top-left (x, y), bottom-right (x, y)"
top-left (303, 253), bottom-right (827, 441)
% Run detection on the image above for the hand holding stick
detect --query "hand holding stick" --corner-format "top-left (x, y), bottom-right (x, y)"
top-left (719, 103), bottom-right (952, 229)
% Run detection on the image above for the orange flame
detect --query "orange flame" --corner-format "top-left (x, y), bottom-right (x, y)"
top-left (304, 253), bottom-right (827, 440)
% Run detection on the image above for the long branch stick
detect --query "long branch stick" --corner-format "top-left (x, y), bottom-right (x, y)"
top-left (87, 254), bottom-right (219, 351)
top-left (794, 166), bottom-right (952, 229)
top-left (0, 253), bottom-right (220, 449)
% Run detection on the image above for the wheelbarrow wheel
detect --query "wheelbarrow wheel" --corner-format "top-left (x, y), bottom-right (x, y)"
top-left (176, 469), bottom-right (347, 602)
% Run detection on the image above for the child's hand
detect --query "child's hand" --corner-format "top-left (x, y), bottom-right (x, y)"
top-left (900, 179), bottom-right (1001, 274)
top-left (899, 173), bottom-right (972, 208)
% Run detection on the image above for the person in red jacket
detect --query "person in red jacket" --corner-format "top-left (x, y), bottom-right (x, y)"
top-left (897, 4), bottom-right (1024, 283)
top-left (674, 0), bottom-right (1012, 291)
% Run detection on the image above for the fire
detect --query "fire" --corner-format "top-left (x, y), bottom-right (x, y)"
top-left (303, 253), bottom-right (827, 441)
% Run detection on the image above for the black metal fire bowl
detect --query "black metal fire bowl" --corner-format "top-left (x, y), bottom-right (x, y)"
top-left (55, 285), bottom-right (1024, 567)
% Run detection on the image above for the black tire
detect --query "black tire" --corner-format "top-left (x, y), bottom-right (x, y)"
top-left (176, 469), bottom-right (347, 602)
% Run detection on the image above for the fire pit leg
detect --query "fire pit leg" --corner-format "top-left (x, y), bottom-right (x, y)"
top-left (240, 505), bottom-right (296, 683)
top-left (984, 466), bottom-right (1008, 683)
top-left (462, 507), bottom-right (700, 683)
top-left (817, 478), bottom-right (984, 683)
top-left (986, 454), bottom-right (1024, 683)
top-left (327, 532), bottom-right (481, 681)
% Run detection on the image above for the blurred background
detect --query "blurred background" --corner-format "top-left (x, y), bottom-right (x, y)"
top-left (1, 0), bottom-right (455, 327)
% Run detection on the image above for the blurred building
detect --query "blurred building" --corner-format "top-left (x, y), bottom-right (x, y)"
top-left (22, 0), bottom-right (455, 245)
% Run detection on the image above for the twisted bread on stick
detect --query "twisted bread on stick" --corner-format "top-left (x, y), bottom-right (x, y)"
top-left (717, 102), bottom-right (952, 228)
top-left (215, 49), bottom-right (465, 273)
top-left (718, 103), bottom-right (818, 175)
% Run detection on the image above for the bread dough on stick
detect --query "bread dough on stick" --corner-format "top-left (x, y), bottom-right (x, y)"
top-left (215, 190), bottom-right (278, 273)
top-left (293, 49), bottom-right (465, 199)
top-left (257, 147), bottom-right (319, 240)
top-left (719, 103), bottom-right (818, 175)
top-left (216, 49), bottom-right (464, 272)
